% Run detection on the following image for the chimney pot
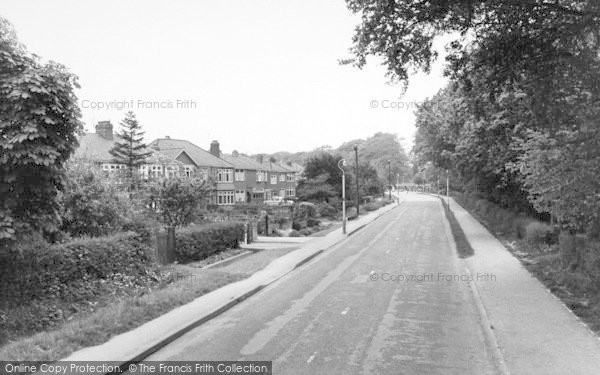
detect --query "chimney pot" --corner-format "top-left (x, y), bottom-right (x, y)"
top-left (95, 120), bottom-right (113, 140)
top-left (209, 140), bottom-right (221, 157)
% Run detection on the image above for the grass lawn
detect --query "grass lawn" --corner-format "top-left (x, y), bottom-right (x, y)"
top-left (0, 245), bottom-right (300, 361)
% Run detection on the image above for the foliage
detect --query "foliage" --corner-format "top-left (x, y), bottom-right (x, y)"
top-left (0, 231), bottom-right (154, 306)
top-left (148, 177), bottom-right (210, 229)
top-left (316, 202), bottom-right (337, 219)
top-left (0, 17), bottom-right (83, 240)
top-left (59, 160), bottom-right (130, 237)
top-left (174, 222), bottom-right (245, 262)
top-left (296, 173), bottom-right (337, 202)
top-left (109, 111), bottom-right (152, 176)
top-left (346, 0), bottom-right (600, 235)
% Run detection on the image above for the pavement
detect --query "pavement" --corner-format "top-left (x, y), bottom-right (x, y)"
top-left (448, 197), bottom-right (600, 375)
top-left (62, 197), bottom-right (401, 364)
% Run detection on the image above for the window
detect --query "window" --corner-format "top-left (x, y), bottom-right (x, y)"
top-left (286, 173), bottom-right (295, 182)
top-left (279, 174), bottom-right (285, 182)
top-left (150, 165), bottom-right (163, 178)
top-left (217, 191), bottom-right (234, 205)
top-left (286, 188), bottom-right (296, 197)
top-left (270, 174), bottom-right (277, 185)
top-left (256, 171), bottom-right (266, 182)
top-left (217, 169), bottom-right (233, 182)
top-left (235, 169), bottom-right (245, 181)
top-left (165, 165), bottom-right (179, 178)
top-left (235, 190), bottom-right (245, 203)
top-left (183, 166), bottom-right (194, 178)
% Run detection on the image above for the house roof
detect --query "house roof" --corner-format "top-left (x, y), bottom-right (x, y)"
top-left (73, 133), bottom-right (183, 165)
top-left (148, 138), bottom-right (233, 168)
top-left (220, 154), bottom-right (260, 170)
top-left (73, 133), bottom-right (116, 162)
top-left (283, 161), bottom-right (304, 173)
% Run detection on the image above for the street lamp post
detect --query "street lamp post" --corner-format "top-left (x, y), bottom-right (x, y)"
top-left (446, 169), bottom-right (450, 207)
top-left (387, 160), bottom-right (391, 200)
top-left (338, 159), bottom-right (346, 234)
top-left (353, 145), bottom-right (359, 217)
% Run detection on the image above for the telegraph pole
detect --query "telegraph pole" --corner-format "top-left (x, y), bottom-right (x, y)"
top-left (353, 145), bottom-right (359, 217)
top-left (338, 159), bottom-right (346, 234)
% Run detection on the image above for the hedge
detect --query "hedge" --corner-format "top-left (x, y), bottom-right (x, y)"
top-left (174, 222), bottom-right (245, 263)
top-left (0, 232), bottom-right (154, 306)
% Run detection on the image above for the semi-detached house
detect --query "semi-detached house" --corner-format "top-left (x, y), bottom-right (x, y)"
top-left (75, 121), bottom-right (299, 206)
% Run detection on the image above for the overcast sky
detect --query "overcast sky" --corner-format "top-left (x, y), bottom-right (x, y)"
top-left (2, 0), bottom-right (448, 154)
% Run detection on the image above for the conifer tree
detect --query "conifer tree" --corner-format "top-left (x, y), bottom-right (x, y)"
top-left (109, 111), bottom-right (152, 178)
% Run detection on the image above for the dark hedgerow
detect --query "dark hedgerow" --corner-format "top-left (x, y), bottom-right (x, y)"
top-left (175, 222), bottom-right (245, 263)
top-left (0, 232), bottom-right (154, 306)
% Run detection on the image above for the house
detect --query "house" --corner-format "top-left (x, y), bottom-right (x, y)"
top-left (220, 151), bottom-right (264, 204)
top-left (76, 121), bottom-right (299, 206)
top-left (252, 155), bottom-right (297, 200)
top-left (148, 138), bottom-right (235, 205)
top-left (74, 121), bottom-right (184, 178)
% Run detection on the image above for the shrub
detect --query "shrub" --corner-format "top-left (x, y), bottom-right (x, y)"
top-left (299, 228), bottom-right (312, 236)
top-left (0, 232), bottom-right (153, 306)
top-left (316, 202), bottom-right (337, 218)
top-left (307, 218), bottom-right (321, 227)
top-left (364, 202), bottom-right (380, 211)
top-left (174, 222), bottom-right (245, 263)
top-left (524, 221), bottom-right (554, 246)
top-left (292, 221), bottom-right (306, 231)
top-left (289, 230), bottom-right (301, 237)
top-left (347, 207), bottom-right (358, 220)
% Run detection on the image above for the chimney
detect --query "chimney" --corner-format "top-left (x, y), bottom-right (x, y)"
top-left (256, 154), bottom-right (264, 164)
top-left (209, 140), bottom-right (220, 157)
top-left (95, 120), bottom-right (113, 140)
top-left (232, 150), bottom-right (239, 157)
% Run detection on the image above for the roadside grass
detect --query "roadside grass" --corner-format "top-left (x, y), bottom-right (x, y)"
top-left (453, 193), bottom-right (600, 335)
top-left (440, 198), bottom-right (475, 258)
top-left (0, 266), bottom-right (245, 361)
top-left (0, 244), bottom-right (302, 361)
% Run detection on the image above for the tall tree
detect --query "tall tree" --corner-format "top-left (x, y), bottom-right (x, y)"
top-left (109, 111), bottom-right (152, 178)
top-left (0, 17), bottom-right (82, 241)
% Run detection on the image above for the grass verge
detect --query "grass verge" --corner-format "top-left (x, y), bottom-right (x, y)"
top-left (453, 193), bottom-right (600, 335)
top-left (0, 243), bottom-right (300, 361)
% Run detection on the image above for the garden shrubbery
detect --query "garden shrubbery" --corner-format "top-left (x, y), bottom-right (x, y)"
top-left (0, 231), bottom-right (154, 306)
top-left (174, 222), bottom-right (245, 262)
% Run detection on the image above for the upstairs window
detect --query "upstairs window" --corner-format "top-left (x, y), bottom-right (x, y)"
top-left (235, 169), bottom-right (245, 181)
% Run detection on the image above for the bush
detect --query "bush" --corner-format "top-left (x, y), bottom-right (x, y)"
top-left (289, 230), bottom-right (301, 237)
top-left (524, 221), bottom-right (554, 246)
top-left (307, 218), bottom-right (321, 227)
top-left (174, 222), bottom-right (245, 263)
top-left (299, 228), bottom-right (312, 236)
top-left (292, 221), bottom-right (306, 231)
top-left (364, 202), bottom-right (380, 211)
top-left (347, 207), bottom-right (358, 220)
top-left (316, 202), bottom-right (337, 218)
top-left (0, 232), bottom-right (153, 306)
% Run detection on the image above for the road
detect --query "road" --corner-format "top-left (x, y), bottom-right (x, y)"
top-left (145, 194), bottom-right (499, 374)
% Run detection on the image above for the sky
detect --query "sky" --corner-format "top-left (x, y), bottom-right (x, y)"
top-left (1, 0), bottom-right (449, 155)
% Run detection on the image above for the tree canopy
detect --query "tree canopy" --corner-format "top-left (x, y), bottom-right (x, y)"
top-left (0, 17), bottom-right (82, 240)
